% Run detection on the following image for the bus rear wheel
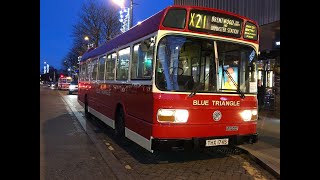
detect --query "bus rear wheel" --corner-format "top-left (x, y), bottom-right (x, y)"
top-left (115, 107), bottom-right (125, 138)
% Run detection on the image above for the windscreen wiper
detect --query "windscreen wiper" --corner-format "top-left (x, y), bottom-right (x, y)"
top-left (222, 67), bottom-right (245, 99)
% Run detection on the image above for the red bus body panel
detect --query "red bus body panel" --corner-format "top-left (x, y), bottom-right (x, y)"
top-left (152, 93), bottom-right (257, 139)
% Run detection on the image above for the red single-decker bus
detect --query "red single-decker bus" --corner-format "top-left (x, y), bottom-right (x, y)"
top-left (78, 5), bottom-right (259, 152)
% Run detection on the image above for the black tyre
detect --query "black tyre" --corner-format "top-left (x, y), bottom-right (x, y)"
top-left (68, 91), bottom-right (72, 95)
top-left (115, 107), bottom-right (125, 138)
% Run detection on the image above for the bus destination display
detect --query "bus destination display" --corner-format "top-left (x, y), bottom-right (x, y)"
top-left (244, 22), bottom-right (258, 40)
top-left (188, 10), bottom-right (243, 38)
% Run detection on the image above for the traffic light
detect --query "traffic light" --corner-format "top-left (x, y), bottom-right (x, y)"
top-left (60, 74), bottom-right (64, 78)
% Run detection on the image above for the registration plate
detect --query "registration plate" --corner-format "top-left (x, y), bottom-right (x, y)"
top-left (205, 138), bottom-right (229, 147)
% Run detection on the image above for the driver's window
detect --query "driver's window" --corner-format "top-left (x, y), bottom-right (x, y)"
top-left (156, 36), bottom-right (195, 91)
top-left (131, 37), bottom-right (154, 80)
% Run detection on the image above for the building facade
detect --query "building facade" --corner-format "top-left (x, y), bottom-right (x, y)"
top-left (174, 0), bottom-right (280, 112)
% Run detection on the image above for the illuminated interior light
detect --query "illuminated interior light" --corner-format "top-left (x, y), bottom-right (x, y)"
top-left (270, 71), bottom-right (273, 87)
top-left (119, 47), bottom-right (130, 55)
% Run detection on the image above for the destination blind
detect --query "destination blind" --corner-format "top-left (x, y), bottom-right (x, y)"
top-left (244, 21), bottom-right (258, 40)
top-left (188, 10), bottom-right (243, 38)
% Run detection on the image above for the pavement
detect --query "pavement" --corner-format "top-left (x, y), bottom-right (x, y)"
top-left (40, 87), bottom-right (118, 180)
top-left (239, 109), bottom-right (280, 179)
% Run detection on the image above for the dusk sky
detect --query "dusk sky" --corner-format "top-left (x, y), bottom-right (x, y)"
top-left (40, 0), bottom-right (174, 72)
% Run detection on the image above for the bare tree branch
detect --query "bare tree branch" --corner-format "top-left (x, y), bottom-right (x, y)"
top-left (61, 0), bottom-right (121, 74)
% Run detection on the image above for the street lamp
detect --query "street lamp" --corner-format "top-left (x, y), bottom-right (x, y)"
top-left (112, 0), bottom-right (133, 28)
top-left (84, 36), bottom-right (90, 49)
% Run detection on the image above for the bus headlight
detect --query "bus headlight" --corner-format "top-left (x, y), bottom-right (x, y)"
top-left (157, 109), bottom-right (189, 123)
top-left (240, 109), bottom-right (258, 121)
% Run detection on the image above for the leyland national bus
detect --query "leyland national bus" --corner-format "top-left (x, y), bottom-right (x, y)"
top-left (78, 5), bottom-right (259, 152)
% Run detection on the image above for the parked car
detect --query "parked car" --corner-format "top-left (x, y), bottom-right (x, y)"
top-left (47, 82), bottom-right (57, 89)
top-left (50, 82), bottom-right (57, 89)
top-left (68, 81), bottom-right (78, 95)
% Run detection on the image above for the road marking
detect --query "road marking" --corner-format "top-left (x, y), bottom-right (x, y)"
top-left (232, 156), bottom-right (269, 180)
top-left (125, 165), bottom-right (132, 170)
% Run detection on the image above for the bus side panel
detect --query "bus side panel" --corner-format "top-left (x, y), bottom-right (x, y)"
top-left (94, 83), bottom-right (117, 121)
top-left (125, 85), bottom-right (153, 139)
top-left (88, 83), bottom-right (100, 111)
top-left (78, 82), bottom-right (88, 105)
top-left (78, 87), bottom-right (85, 105)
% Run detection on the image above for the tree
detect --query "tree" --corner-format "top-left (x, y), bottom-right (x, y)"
top-left (100, 4), bottom-right (121, 41)
top-left (73, 0), bottom-right (102, 48)
top-left (72, 0), bottom-right (120, 48)
top-left (61, 0), bottom-right (121, 75)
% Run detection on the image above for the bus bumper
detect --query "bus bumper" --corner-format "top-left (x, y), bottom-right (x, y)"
top-left (151, 134), bottom-right (258, 151)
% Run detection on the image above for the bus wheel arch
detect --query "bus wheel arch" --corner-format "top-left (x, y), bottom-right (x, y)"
top-left (115, 104), bottom-right (125, 138)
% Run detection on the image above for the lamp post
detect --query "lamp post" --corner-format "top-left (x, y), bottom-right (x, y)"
top-left (129, 0), bottom-right (133, 28)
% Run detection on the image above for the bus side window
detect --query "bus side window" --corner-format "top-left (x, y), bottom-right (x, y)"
top-left (131, 38), bottom-right (154, 80)
top-left (117, 47), bottom-right (130, 80)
